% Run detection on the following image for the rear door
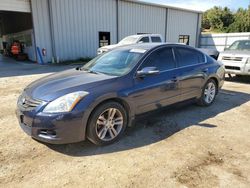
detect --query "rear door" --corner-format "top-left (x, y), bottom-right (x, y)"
top-left (174, 47), bottom-right (207, 101)
top-left (131, 47), bottom-right (181, 114)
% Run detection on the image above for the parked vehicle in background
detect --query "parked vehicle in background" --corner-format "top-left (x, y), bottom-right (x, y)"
top-left (17, 43), bottom-right (224, 145)
top-left (97, 34), bottom-right (163, 55)
top-left (218, 40), bottom-right (250, 76)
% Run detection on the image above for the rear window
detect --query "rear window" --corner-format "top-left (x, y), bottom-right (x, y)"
top-left (151, 37), bottom-right (162, 43)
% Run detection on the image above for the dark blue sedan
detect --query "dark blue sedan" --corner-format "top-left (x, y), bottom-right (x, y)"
top-left (16, 43), bottom-right (225, 145)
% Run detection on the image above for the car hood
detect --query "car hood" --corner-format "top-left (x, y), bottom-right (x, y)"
top-left (220, 50), bottom-right (250, 57)
top-left (24, 68), bottom-right (116, 101)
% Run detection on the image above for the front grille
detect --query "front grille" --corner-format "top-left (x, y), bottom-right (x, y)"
top-left (225, 66), bottom-right (240, 70)
top-left (222, 56), bottom-right (243, 61)
top-left (18, 93), bottom-right (42, 110)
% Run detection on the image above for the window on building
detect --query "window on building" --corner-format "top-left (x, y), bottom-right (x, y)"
top-left (99, 32), bottom-right (110, 47)
top-left (175, 47), bottom-right (205, 67)
top-left (140, 47), bottom-right (176, 71)
top-left (151, 36), bottom-right (162, 43)
top-left (178, 35), bottom-right (190, 45)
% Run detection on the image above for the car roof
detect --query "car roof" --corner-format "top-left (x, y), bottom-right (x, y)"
top-left (125, 34), bottom-right (163, 38)
top-left (114, 42), bottom-right (186, 51)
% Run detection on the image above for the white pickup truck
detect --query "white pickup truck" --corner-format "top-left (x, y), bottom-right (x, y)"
top-left (97, 34), bottom-right (163, 55)
top-left (217, 40), bottom-right (250, 76)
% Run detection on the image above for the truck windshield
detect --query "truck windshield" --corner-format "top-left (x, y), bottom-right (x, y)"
top-left (228, 40), bottom-right (250, 51)
top-left (81, 49), bottom-right (145, 76)
top-left (118, 36), bottom-right (139, 45)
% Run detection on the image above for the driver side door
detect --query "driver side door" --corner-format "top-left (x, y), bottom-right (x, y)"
top-left (130, 47), bottom-right (181, 115)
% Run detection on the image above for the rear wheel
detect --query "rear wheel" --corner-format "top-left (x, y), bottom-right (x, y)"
top-left (197, 79), bottom-right (217, 106)
top-left (87, 102), bottom-right (127, 145)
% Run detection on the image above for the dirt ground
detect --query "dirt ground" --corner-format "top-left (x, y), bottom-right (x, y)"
top-left (0, 62), bottom-right (250, 187)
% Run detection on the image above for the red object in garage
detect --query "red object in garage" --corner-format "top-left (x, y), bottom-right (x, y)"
top-left (11, 42), bottom-right (21, 55)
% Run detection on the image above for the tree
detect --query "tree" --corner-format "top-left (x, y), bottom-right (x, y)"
top-left (203, 6), bottom-right (234, 32)
top-left (202, 11), bottom-right (211, 29)
top-left (228, 6), bottom-right (250, 32)
top-left (202, 6), bottom-right (250, 33)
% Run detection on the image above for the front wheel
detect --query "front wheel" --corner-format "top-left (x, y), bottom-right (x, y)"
top-left (87, 102), bottom-right (127, 145)
top-left (197, 79), bottom-right (218, 106)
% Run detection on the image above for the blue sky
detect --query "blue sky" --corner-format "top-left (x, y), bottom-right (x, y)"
top-left (139, 0), bottom-right (250, 11)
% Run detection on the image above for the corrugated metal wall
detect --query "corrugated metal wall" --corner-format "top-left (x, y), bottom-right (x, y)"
top-left (0, 0), bottom-right (31, 13)
top-left (166, 9), bottom-right (198, 47)
top-left (118, 1), bottom-right (166, 40)
top-left (50, 0), bottom-right (117, 60)
top-left (31, 0), bottom-right (53, 62)
top-left (31, 0), bottom-right (201, 62)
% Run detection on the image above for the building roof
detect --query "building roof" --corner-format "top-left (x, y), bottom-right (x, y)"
top-left (125, 0), bottom-right (203, 14)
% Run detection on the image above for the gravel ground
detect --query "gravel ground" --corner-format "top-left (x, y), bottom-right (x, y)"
top-left (0, 61), bottom-right (250, 188)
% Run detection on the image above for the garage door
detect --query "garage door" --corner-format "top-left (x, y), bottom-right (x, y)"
top-left (0, 0), bottom-right (31, 13)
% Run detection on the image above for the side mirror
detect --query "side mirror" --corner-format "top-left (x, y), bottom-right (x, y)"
top-left (136, 67), bottom-right (160, 77)
top-left (224, 47), bottom-right (229, 51)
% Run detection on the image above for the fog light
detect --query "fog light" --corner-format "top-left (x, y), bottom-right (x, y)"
top-left (39, 130), bottom-right (56, 137)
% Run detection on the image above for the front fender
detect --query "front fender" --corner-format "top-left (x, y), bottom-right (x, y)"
top-left (80, 92), bottom-right (136, 140)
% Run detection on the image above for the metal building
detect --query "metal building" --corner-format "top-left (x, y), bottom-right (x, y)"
top-left (0, 0), bottom-right (202, 63)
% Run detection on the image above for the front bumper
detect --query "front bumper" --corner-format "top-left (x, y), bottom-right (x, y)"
top-left (222, 61), bottom-right (250, 75)
top-left (16, 108), bottom-right (86, 144)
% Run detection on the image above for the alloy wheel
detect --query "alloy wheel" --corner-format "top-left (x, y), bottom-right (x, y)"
top-left (95, 108), bottom-right (124, 141)
top-left (204, 82), bottom-right (216, 104)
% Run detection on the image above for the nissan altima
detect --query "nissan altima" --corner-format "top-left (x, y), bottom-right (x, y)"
top-left (16, 43), bottom-right (225, 145)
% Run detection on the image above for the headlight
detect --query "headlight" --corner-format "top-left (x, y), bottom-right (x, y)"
top-left (217, 55), bottom-right (222, 61)
top-left (97, 49), bottom-right (103, 55)
top-left (43, 91), bottom-right (89, 113)
top-left (247, 58), bottom-right (250, 64)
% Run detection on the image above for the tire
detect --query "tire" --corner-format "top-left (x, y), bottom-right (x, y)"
top-left (197, 79), bottom-right (218, 106)
top-left (87, 101), bottom-right (128, 145)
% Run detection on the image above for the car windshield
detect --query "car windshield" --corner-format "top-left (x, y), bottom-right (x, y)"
top-left (81, 49), bottom-right (145, 76)
top-left (118, 36), bottom-right (139, 45)
top-left (228, 40), bottom-right (250, 51)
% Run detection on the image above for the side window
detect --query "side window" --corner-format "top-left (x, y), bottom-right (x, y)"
top-left (175, 47), bottom-right (205, 67)
top-left (151, 37), bottom-right (162, 43)
top-left (139, 37), bottom-right (149, 43)
top-left (140, 48), bottom-right (176, 71)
